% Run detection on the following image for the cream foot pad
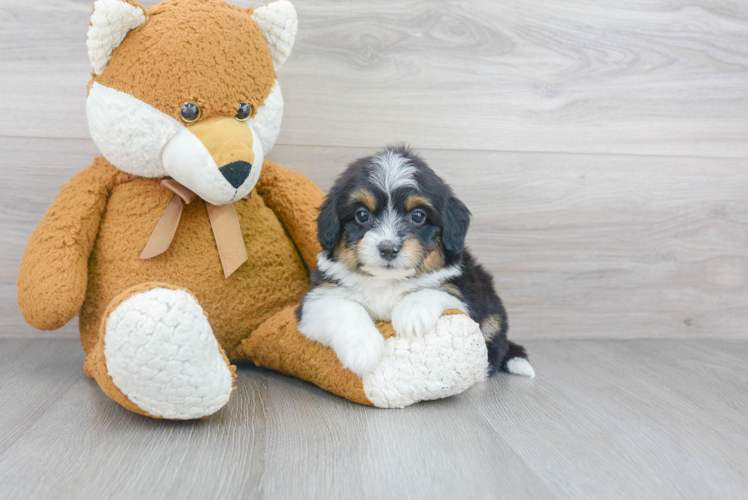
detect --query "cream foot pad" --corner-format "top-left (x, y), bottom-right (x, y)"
top-left (104, 288), bottom-right (234, 419)
top-left (363, 313), bottom-right (489, 408)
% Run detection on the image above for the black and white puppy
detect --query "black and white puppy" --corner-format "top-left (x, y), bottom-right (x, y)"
top-left (297, 146), bottom-right (534, 379)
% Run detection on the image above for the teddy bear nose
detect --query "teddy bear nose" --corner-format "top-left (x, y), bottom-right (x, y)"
top-left (219, 161), bottom-right (252, 189)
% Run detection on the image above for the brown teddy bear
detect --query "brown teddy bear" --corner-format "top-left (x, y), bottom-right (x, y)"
top-left (17, 0), bottom-right (489, 419)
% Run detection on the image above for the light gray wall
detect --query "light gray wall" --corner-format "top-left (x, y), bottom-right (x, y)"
top-left (2, 0), bottom-right (747, 340)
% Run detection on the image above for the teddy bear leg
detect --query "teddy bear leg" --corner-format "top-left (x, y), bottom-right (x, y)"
top-left (84, 283), bottom-right (236, 419)
top-left (236, 306), bottom-right (489, 408)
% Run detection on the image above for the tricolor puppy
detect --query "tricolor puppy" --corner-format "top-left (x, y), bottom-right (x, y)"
top-left (297, 146), bottom-right (534, 379)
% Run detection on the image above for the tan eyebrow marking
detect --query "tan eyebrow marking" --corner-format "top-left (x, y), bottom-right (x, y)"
top-left (405, 195), bottom-right (432, 212)
top-left (351, 189), bottom-right (377, 211)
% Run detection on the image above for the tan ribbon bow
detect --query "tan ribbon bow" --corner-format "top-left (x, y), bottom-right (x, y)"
top-left (140, 179), bottom-right (249, 278)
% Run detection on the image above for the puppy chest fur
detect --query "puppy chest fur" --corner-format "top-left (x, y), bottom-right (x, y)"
top-left (297, 145), bottom-right (532, 379)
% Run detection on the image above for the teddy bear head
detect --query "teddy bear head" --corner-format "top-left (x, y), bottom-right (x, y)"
top-left (85, 0), bottom-right (297, 205)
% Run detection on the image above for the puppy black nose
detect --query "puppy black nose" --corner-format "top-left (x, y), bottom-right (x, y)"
top-left (219, 161), bottom-right (252, 189)
top-left (378, 241), bottom-right (401, 261)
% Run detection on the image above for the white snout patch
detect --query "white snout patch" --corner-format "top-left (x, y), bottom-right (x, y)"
top-left (161, 124), bottom-right (264, 206)
top-left (358, 210), bottom-right (416, 279)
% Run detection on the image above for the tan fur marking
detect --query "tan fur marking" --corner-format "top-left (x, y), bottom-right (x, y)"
top-left (405, 195), bottom-right (432, 212)
top-left (334, 239), bottom-right (361, 272)
top-left (401, 238), bottom-right (426, 269)
top-left (441, 283), bottom-right (464, 299)
top-left (480, 314), bottom-right (503, 341)
top-left (418, 244), bottom-right (446, 275)
top-left (351, 189), bottom-right (377, 211)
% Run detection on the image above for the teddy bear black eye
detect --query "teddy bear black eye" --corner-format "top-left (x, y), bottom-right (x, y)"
top-left (180, 103), bottom-right (201, 123)
top-left (235, 103), bottom-right (252, 121)
top-left (411, 210), bottom-right (426, 225)
top-left (355, 209), bottom-right (370, 224)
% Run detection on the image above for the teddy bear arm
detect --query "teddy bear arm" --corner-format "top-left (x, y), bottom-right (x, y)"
top-left (17, 161), bottom-right (118, 330)
top-left (255, 160), bottom-right (325, 270)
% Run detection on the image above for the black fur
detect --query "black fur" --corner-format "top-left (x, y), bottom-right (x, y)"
top-left (445, 250), bottom-right (516, 376)
top-left (312, 145), bottom-right (530, 376)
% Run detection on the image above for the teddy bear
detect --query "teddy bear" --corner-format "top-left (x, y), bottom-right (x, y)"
top-left (16, 0), bottom-right (489, 419)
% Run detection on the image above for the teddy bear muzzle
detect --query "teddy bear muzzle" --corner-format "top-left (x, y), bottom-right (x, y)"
top-left (161, 116), bottom-right (264, 206)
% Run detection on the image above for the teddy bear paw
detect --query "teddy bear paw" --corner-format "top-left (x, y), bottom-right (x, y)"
top-left (103, 287), bottom-right (234, 419)
top-left (362, 313), bottom-right (489, 408)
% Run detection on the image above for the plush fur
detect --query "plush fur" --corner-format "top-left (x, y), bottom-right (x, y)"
top-left (18, 0), bottom-right (497, 417)
top-left (298, 146), bottom-right (534, 378)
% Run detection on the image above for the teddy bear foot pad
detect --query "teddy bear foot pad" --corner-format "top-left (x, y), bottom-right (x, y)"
top-left (363, 313), bottom-right (490, 408)
top-left (103, 287), bottom-right (234, 419)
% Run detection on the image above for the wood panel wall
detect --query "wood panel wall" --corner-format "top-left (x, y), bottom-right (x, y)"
top-left (2, 0), bottom-right (747, 340)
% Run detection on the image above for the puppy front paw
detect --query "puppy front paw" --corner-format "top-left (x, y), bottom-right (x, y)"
top-left (335, 325), bottom-right (385, 377)
top-left (392, 300), bottom-right (444, 338)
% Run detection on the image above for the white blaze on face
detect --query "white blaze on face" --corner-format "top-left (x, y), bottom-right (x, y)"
top-left (358, 152), bottom-right (420, 277)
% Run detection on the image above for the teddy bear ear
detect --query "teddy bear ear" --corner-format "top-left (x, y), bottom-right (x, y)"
top-left (87, 0), bottom-right (146, 75)
top-left (252, 0), bottom-right (298, 70)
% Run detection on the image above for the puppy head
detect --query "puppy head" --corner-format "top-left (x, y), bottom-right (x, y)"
top-left (318, 146), bottom-right (471, 279)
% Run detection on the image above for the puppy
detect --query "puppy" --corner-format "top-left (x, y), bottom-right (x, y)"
top-left (297, 146), bottom-right (534, 379)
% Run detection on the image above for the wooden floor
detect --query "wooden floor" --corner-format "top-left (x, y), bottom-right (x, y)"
top-left (0, 338), bottom-right (746, 500)
top-left (2, 0), bottom-right (748, 498)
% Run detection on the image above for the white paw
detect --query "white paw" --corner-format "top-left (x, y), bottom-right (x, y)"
top-left (104, 288), bottom-right (233, 419)
top-left (506, 357), bottom-right (536, 378)
top-left (335, 324), bottom-right (385, 377)
top-left (392, 299), bottom-right (444, 338)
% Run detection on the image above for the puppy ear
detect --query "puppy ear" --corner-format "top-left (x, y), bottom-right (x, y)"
top-left (442, 197), bottom-right (471, 259)
top-left (317, 194), bottom-right (341, 252)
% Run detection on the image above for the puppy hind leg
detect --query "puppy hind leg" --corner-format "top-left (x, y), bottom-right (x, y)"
top-left (502, 341), bottom-right (535, 378)
top-left (484, 324), bottom-right (535, 378)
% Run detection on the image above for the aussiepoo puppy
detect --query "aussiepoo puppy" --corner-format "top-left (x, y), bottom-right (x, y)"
top-left (297, 146), bottom-right (534, 379)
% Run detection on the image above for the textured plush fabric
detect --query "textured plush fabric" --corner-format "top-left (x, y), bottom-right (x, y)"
top-left (252, 0), bottom-right (297, 69)
top-left (83, 281), bottom-right (237, 419)
top-left (17, 159), bottom-right (125, 330)
top-left (238, 305), bottom-right (374, 406)
top-left (255, 161), bottom-right (324, 269)
top-left (73, 157), bottom-right (313, 357)
top-left (93, 0), bottom-right (277, 123)
top-left (87, 0), bottom-right (147, 75)
top-left (363, 310), bottom-right (489, 408)
top-left (100, 284), bottom-right (236, 419)
top-left (18, 0), bottom-right (489, 417)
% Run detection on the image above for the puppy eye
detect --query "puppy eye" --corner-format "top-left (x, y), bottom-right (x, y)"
top-left (355, 209), bottom-right (370, 224)
top-left (411, 210), bottom-right (426, 225)
top-left (180, 102), bottom-right (201, 123)
top-left (235, 103), bottom-right (252, 121)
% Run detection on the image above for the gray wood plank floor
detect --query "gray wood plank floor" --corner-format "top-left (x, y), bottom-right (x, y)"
top-left (2, 1), bottom-right (747, 498)
top-left (0, 338), bottom-right (746, 500)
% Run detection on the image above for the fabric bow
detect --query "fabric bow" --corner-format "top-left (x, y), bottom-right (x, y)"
top-left (140, 179), bottom-right (249, 278)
